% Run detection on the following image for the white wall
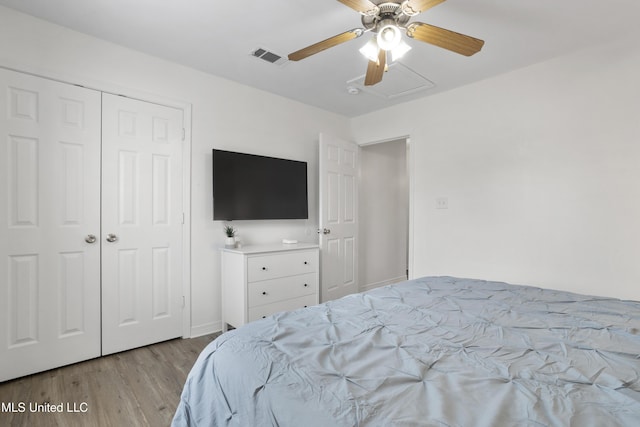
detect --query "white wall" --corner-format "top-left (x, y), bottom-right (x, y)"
top-left (359, 140), bottom-right (408, 291)
top-left (0, 6), bottom-right (351, 336)
top-left (351, 36), bottom-right (640, 301)
top-left (4, 5), bottom-right (640, 330)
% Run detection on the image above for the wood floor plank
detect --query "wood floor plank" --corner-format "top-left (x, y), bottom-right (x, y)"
top-left (0, 333), bottom-right (219, 427)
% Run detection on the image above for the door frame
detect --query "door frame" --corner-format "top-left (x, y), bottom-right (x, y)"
top-left (359, 135), bottom-right (415, 280)
top-left (0, 64), bottom-right (194, 339)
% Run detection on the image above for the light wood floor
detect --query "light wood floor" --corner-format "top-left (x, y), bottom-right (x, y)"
top-left (0, 333), bottom-right (220, 427)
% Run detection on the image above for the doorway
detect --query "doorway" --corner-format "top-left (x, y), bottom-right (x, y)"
top-left (359, 138), bottom-right (410, 291)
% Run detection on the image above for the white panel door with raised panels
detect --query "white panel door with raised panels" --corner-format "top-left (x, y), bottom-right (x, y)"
top-left (0, 68), bottom-right (102, 381)
top-left (101, 93), bottom-right (184, 355)
top-left (319, 133), bottom-right (359, 302)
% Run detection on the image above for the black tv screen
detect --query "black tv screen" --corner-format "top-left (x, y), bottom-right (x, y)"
top-left (212, 149), bottom-right (309, 221)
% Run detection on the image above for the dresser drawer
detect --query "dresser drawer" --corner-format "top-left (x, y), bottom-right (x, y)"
top-left (248, 273), bottom-right (316, 308)
top-left (247, 250), bottom-right (316, 282)
top-left (248, 294), bottom-right (317, 322)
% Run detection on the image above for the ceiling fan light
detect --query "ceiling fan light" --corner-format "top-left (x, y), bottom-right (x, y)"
top-left (359, 37), bottom-right (380, 62)
top-left (391, 39), bottom-right (412, 61)
top-left (376, 24), bottom-right (401, 51)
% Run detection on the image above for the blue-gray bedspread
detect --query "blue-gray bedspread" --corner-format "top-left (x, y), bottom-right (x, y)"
top-left (173, 276), bottom-right (640, 426)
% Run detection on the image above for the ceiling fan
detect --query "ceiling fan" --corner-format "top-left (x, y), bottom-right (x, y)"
top-left (288, 0), bottom-right (485, 86)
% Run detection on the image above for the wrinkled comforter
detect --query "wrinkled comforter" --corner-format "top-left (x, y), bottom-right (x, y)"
top-left (173, 276), bottom-right (640, 426)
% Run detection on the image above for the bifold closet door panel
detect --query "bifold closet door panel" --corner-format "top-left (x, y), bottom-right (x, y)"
top-left (0, 68), bottom-right (102, 382)
top-left (101, 93), bottom-right (184, 356)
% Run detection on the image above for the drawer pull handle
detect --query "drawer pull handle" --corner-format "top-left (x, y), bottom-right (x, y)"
top-left (303, 283), bottom-right (308, 287)
top-left (262, 316), bottom-right (266, 319)
top-left (262, 291), bottom-right (267, 295)
top-left (262, 267), bottom-right (267, 271)
top-left (304, 261), bottom-right (308, 265)
top-left (304, 305), bottom-right (308, 308)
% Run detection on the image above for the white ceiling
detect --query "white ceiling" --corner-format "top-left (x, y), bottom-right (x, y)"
top-left (1, 0), bottom-right (638, 117)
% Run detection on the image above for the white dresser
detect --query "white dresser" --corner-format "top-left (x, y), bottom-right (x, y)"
top-left (220, 243), bottom-right (319, 331)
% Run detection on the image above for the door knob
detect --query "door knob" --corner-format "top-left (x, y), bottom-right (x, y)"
top-left (322, 228), bottom-right (331, 235)
top-left (85, 234), bottom-right (97, 244)
top-left (106, 233), bottom-right (118, 243)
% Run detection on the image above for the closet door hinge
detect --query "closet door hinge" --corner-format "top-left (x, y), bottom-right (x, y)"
top-left (181, 128), bottom-right (185, 141)
top-left (182, 296), bottom-right (186, 308)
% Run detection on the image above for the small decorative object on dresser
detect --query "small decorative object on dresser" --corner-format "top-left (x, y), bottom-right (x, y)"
top-left (220, 243), bottom-right (319, 331)
top-left (223, 225), bottom-right (236, 248)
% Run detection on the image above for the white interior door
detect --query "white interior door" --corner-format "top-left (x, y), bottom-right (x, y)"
top-left (319, 133), bottom-right (359, 302)
top-left (0, 68), bottom-right (102, 381)
top-left (101, 94), bottom-right (184, 355)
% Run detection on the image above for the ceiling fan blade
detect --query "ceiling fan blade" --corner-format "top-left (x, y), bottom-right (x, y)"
top-left (406, 22), bottom-right (484, 56)
top-left (403, 0), bottom-right (447, 15)
top-left (337, 0), bottom-right (379, 15)
top-left (364, 49), bottom-right (386, 86)
top-left (288, 29), bottom-right (364, 61)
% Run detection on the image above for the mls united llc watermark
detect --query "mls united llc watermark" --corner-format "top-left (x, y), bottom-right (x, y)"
top-left (2, 401), bottom-right (89, 413)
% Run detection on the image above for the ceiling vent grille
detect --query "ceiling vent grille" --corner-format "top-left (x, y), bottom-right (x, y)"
top-left (250, 48), bottom-right (287, 66)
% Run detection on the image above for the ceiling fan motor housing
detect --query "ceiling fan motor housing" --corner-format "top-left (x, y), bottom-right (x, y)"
top-left (362, 1), bottom-right (411, 33)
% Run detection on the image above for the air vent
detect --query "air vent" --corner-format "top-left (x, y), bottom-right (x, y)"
top-left (250, 48), bottom-right (287, 66)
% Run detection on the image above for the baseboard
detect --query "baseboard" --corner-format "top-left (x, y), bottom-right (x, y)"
top-left (189, 321), bottom-right (222, 338)
top-left (360, 276), bottom-right (408, 293)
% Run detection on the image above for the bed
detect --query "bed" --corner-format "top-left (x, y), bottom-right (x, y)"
top-left (173, 276), bottom-right (640, 426)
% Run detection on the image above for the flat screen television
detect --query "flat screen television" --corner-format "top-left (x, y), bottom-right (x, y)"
top-left (212, 149), bottom-right (308, 221)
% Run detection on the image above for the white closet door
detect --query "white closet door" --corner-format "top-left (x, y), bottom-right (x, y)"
top-left (0, 68), bottom-right (102, 381)
top-left (101, 93), bottom-right (184, 355)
